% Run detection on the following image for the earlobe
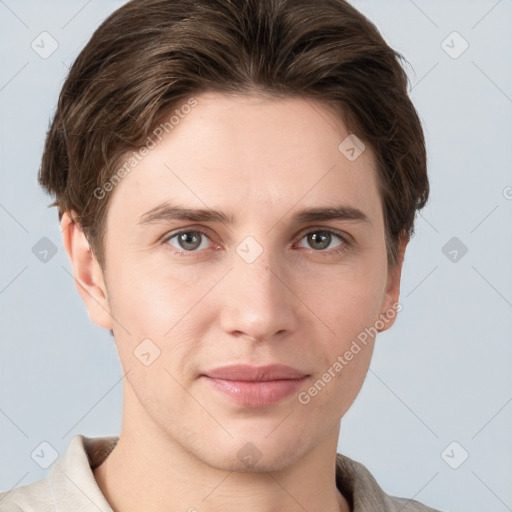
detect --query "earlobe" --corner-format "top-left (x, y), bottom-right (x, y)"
top-left (60, 211), bottom-right (113, 330)
top-left (377, 233), bottom-right (409, 333)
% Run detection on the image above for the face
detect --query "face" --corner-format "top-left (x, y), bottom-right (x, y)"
top-left (66, 92), bottom-right (404, 472)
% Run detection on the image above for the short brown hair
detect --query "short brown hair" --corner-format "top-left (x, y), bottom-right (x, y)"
top-left (39, 0), bottom-right (428, 270)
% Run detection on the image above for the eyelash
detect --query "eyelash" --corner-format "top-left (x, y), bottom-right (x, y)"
top-left (162, 227), bottom-right (351, 258)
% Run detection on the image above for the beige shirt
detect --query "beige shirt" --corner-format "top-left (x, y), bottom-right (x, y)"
top-left (0, 435), bottom-right (442, 512)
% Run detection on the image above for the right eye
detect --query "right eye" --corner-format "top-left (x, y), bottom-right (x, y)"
top-left (163, 229), bottom-right (216, 256)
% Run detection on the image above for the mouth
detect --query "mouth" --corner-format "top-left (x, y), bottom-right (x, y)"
top-left (200, 364), bottom-right (310, 406)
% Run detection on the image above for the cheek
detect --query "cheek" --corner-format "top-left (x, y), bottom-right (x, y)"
top-left (301, 261), bottom-right (386, 338)
top-left (296, 276), bottom-right (380, 417)
top-left (107, 252), bottom-right (216, 328)
top-left (105, 255), bottom-right (222, 372)
top-left (299, 346), bottom-right (374, 427)
top-left (297, 262), bottom-right (385, 405)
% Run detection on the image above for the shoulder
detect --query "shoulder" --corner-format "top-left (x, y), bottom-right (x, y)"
top-left (335, 453), bottom-right (444, 512)
top-left (387, 495), bottom-right (444, 512)
top-left (0, 434), bottom-right (117, 512)
top-left (0, 477), bottom-right (53, 512)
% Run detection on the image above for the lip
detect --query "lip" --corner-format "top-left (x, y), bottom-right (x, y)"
top-left (203, 364), bottom-right (308, 381)
top-left (201, 364), bottom-right (309, 406)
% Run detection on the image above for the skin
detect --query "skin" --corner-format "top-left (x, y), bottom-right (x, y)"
top-left (61, 91), bottom-right (407, 512)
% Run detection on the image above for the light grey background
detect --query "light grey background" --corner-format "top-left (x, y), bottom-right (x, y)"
top-left (1, 1), bottom-right (511, 511)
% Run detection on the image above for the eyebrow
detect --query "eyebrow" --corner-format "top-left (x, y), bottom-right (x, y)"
top-left (138, 202), bottom-right (371, 226)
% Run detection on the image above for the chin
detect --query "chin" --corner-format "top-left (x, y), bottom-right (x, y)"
top-left (193, 434), bottom-right (311, 474)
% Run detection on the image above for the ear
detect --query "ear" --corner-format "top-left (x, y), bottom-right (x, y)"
top-left (377, 233), bottom-right (408, 333)
top-left (60, 211), bottom-right (113, 330)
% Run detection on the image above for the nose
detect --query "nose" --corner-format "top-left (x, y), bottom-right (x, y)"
top-left (217, 245), bottom-right (299, 343)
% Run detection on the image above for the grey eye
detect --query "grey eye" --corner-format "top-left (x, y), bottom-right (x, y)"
top-left (167, 231), bottom-right (210, 251)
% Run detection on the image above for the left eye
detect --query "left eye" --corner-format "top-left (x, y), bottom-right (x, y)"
top-left (297, 230), bottom-right (344, 251)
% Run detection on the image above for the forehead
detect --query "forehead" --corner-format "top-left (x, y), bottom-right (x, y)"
top-left (106, 92), bottom-right (381, 225)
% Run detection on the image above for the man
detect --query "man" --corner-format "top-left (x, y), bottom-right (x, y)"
top-left (0, 0), bottom-right (442, 510)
